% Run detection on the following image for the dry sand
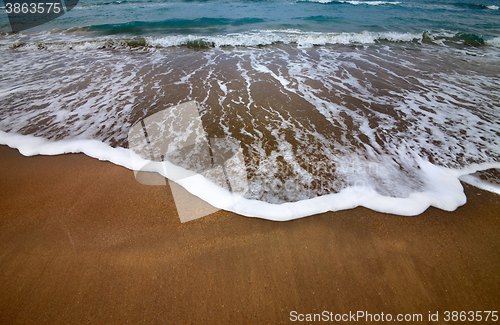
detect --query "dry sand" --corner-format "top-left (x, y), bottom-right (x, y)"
top-left (0, 145), bottom-right (499, 324)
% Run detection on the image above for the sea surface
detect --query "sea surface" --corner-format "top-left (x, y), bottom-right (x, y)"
top-left (1, 0), bottom-right (499, 220)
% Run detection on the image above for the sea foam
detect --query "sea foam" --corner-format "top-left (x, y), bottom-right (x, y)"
top-left (1, 130), bottom-right (499, 220)
top-left (300, 0), bottom-right (401, 4)
top-left (4, 30), bottom-right (497, 51)
top-left (146, 30), bottom-right (422, 48)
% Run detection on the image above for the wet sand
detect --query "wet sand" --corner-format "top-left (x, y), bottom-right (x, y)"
top-left (0, 144), bottom-right (499, 324)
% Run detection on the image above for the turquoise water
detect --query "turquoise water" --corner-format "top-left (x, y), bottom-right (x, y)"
top-left (1, 0), bottom-right (500, 39)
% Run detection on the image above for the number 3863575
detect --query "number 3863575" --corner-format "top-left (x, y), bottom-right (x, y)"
top-left (5, 2), bottom-right (61, 14)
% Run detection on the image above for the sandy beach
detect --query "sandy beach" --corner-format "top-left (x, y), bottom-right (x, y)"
top-left (0, 144), bottom-right (499, 324)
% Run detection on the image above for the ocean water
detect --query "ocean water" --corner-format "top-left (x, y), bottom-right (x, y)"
top-left (0, 0), bottom-right (499, 220)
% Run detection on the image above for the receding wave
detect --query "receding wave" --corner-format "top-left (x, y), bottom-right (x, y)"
top-left (1, 33), bottom-right (499, 220)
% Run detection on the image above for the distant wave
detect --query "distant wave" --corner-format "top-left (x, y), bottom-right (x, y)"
top-left (299, 0), bottom-right (401, 5)
top-left (451, 2), bottom-right (499, 10)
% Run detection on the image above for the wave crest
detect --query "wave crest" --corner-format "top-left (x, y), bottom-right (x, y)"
top-left (2, 30), bottom-right (497, 51)
top-left (298, 0), bottom-right (401, 5)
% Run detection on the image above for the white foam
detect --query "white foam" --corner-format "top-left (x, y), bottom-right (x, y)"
top-left (8, 30), bottom-right (500, 51)
top-left (340, 0), bottom-right (401, 5)
top-left (460, 173), bottom-right (500, 195)
top-left (0, 130), bottom-right (135, 168)
top-left (486, 37), bottom-right (500, 47)
top-left (1, 130), bottom-right (499, 220)
top-left (460, 175), bottom-right (500, 195)
top-left (487, 5), bottom-right (499, 10)
top-left (144, 30), bottom-right (422, 48)
top-left (302, 0), bottom-right (401, 4)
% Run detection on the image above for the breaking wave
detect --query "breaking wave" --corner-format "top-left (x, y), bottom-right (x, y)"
top-left (1, 29), bottom-right (498, 51)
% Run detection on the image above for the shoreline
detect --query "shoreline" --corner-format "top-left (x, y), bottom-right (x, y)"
top-left (1, 144), bottom-right (499, 324)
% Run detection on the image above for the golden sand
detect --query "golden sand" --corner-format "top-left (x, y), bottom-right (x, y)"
top-left (0, 145), bottom-right (499, 324)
